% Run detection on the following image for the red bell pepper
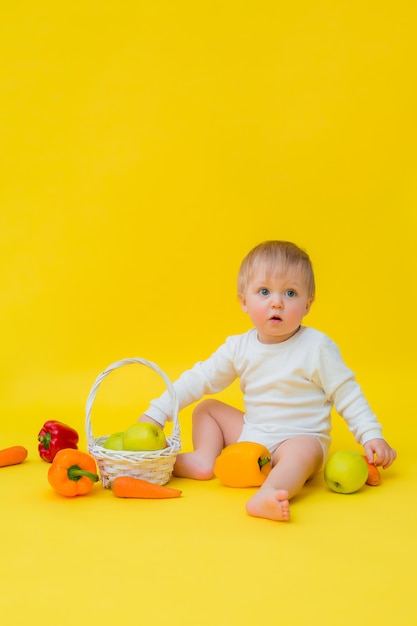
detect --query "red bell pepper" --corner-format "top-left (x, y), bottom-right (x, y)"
top-left (38, 420), bottom-right (79, 462)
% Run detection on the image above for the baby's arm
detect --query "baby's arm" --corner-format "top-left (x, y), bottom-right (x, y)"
top-left (363, 438), bottom-right (397, 469)
top-left (139, 340), bottom-right (237, 428)
top-left (315, 338), bottom-right (397, 471)
top-left (137, 414), bottom-right (164, 428)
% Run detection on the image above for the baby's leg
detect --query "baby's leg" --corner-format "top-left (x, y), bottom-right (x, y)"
top-left (173, 399), bottom-right (244, 480)
top-left (246, 436), bottom-right (323, 522)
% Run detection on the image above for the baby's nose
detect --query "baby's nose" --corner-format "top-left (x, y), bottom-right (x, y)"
top-left (271, 293), bottom-right (283, 307)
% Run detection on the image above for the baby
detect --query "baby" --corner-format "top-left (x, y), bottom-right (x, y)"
top-left (139, 241), bottom-right (396, 521)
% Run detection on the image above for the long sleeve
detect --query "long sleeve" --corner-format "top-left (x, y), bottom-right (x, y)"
top-left (311, 337), bottom-right (383, 445)
top-left (145, 340), bottom-right (238, 426)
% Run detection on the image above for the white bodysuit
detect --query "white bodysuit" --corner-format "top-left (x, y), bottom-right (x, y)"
top-left (145, 327), bottom-right (383, 457)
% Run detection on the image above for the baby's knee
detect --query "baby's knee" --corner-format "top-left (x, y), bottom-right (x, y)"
top-left (274, 436), bottom-right (323, 470)
top-left (192, 398), bottom-right (220, 420)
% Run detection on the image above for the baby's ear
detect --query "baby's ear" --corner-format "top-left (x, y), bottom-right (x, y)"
top-left (239, 294), bottom-right (248, 313)
top-left (305, 297), bottom-right (314, 314)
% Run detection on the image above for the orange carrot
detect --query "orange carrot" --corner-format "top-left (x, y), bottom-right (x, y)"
top-left (362, 455), bottom-right (381, 486)
top-left (0, 446), bottom-right (28, 468)
top-left (112, 476), bottom-right (182, 499)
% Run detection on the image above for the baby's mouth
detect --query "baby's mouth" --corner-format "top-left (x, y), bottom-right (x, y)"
top-left (270, 315), bottom-right (282, 322)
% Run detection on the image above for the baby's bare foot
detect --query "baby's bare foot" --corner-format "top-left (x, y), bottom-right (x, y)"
top-left (246, 489), bottom-right (290, 522)
top-left (173, 451), bottom-right (214, 480)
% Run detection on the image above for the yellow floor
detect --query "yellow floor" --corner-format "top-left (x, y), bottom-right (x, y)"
top-left (1, 367), bottom-right (415, 626)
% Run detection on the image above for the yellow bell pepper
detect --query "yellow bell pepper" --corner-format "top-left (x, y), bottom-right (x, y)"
top-left (214, 442), bottom-right (272, 488)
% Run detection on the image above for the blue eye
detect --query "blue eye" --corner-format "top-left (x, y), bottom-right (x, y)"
top-left (259, 288), bottom-right (270, 296)
top-left (285, 290), bottom-right (296, 298)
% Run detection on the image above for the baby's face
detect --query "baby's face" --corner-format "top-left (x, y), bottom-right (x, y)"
top-left (240, 263), bottom-right (314, 344)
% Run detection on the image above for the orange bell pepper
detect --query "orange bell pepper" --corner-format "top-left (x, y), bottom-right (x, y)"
top-left (214, 442), bottom-right (272, 488)
top-left (48, 449), bottom-right (99, 497)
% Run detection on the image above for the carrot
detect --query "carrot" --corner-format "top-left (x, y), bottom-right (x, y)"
top-left (362, 455), bottom-right (381, 486)
top-left (112, 476), bottom-right (182, 499)
top-left (0, 446), bottom-right (28, 468)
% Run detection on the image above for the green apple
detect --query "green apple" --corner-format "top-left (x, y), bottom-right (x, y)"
top-left (122, 422), bottom-right (166, 451)
top-left (103, 432), bottom-right (124, 450)
top-left (324, 450), bottom-right (368, 494)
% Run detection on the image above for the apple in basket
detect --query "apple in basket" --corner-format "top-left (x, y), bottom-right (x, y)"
top-left (122, 422), bottom-right (167, 451)
top-left (103, 432), bottom-right (124, 450)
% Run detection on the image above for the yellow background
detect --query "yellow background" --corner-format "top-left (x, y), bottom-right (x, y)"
top-left (1, 2), bottom-right (416, 625)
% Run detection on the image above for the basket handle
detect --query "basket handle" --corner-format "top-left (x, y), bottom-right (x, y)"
top-left (85, 358), bottom-right (180, 446)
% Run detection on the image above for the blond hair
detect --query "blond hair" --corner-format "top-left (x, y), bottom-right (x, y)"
top-left (237, 241), bottom-right (315, 298)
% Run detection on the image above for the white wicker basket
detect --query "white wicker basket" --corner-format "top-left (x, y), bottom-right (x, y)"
top-left (85, 358), bottom-right (180, 487)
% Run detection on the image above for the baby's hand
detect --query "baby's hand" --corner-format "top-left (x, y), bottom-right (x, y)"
top-left (363, 438), bottom-right (397, 469)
